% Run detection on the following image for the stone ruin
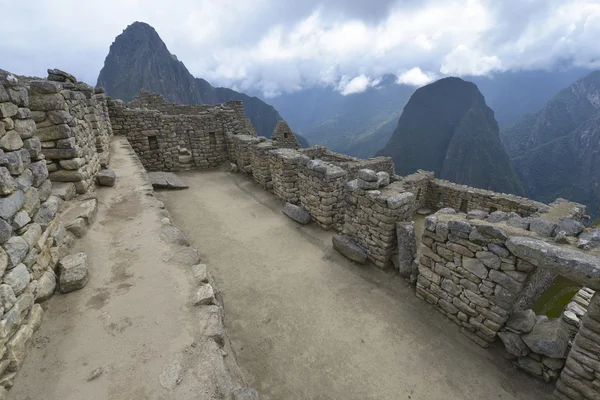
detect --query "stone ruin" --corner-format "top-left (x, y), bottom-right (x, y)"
top-left (0, 73), bottom-right (599, 399)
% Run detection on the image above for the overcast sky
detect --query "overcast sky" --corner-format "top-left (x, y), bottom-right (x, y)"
top-left (1, 0), bottom-right (599, 97)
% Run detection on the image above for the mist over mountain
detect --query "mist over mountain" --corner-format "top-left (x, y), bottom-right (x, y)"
top-left (97, 21), bottom-right (303, 143)
top-left (377, 77), bottom-right (525, 196)
top-left (503, 71), bottom-right (600, 218)
top-left (267, 68), bottom-right (590, 158)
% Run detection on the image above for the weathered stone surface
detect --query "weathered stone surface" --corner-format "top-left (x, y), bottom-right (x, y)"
top-left (529, 218), bottom-right (557, 237)
top-left (466, 210), bottom-right (489, 220)
top-left (35, 269), bottom-right (56, 302)
top-left (517, 356), bottom-right (543, 376)
top-left (193, 283), bottom-right (215, 305)
top-left (506, 236), bottom-right (600, 290)
top-left (506, 309), bottom-right (537, 334)
top-left (499, 331), bottom-right (530, 356)
top-left (5, 325), bottom-right (33, 371)
top-left (34, 196), bottom-right (60, 228)
top-left (357, 169), bottom-right (377, 182)
top-left (233, 388), bottom-right (259, 400)
top-left (396, 222), bottom-right (417, 278)
top-left (487, 211), bottom-right (509, 223)
top-left (357, 179), bottom-right (379, 190)
top-left (332, 235), bottom-right (367, 264)
top-left (462, 258), bottom-right (488, 279)
top-left (3, 236), bottom-right (28, 268)
top-left (448, 220), bottom-right (471, 234)
top-left (51, 182), bottom-right (76, 200)
top-left (282, 203), bottom-right (311, 225)
top-left (191, 264), bottom-right (208, 285)
top-left (148, 171), bottom-right (188, 189)
top-left (475, 251), bottom-right (500, 270)
top-left (29, 93), bottom-right (66, 111)
top-left (556, 219), bottom-right (584, 236)
top-left (29, 160), bottom-right (48, 187)
top-left (2, 264), bottom-right (29, 295)
top-left (0, 166), bottom-right (17, 195)
top-left (159, 225), bottom-right (189, 246)
top-left (578, 229), bottom-right (600, 250)
top-left (523, 319), bottom-right (570, 358)
top-left (29, 80), bottom-right (63, 94)
top-left (0, 219), bottom-right (12, 245)
top-left (0, 284), bottom-right (16, 310)
top-left (96, 169), bottom-right (116, 186)
top-left (58, 252), bottom-right (89, 293)
top-left (35, 124), bottom-right (71, 141)
top-left (168, 247), bottom-right (201, 266)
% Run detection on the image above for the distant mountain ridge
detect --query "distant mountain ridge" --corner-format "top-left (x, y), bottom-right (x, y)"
top-left (377, 77), bottom-right (525, 196)
top-left (502, 71), bottom-right (600, 218)
top-left (97, 21), bottom-right (307, 144)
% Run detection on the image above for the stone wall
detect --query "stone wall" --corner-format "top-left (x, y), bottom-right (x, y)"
top-left (342, 171), bottom-right (414, 268)
top-left (297, 158), bottom-right (347, 231)
top-left (555, 292), bottom-right (600, 400)
top-left (391, 170), bottom-right (435, 212)
top-left (108, 99), bottom-right (238, 171)
top-left (269, 148), bottom-right (303, 204)
top-left (227, 134), bottom-right (261, 175)
top-left (426, 179), bottom-right (550, 216)
top-left (250, 140), bottom-right (275, 189)
top-left (0, 71), bottom-right (80, 392)
top-left (416, 211), bottom-right (544, 347)
top-left (28, 70), bottom-right (111, 194)
top-left (271, 120), bottom-right (301, 150)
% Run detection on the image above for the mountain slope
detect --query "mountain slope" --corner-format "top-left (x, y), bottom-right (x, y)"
top-left (96, 21), bottom-right (289, 140)
top-left (377, 77), bottom-right (525, 195)
top-left (268, 76), bottom-right (415, 158)
top-left (504, 71), bottom-right (600, 217)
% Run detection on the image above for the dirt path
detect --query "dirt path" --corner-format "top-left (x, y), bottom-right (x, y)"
top-left (9, 137), bottom-right (243, 400)
top-left (158, 170), bottom-right (554, 400)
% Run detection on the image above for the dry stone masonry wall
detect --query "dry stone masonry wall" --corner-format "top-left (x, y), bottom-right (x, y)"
top-left (0, 69), bottom-right (106, 394)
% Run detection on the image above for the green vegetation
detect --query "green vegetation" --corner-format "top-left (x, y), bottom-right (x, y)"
top-left (532, 276), bottom-right (582, 318)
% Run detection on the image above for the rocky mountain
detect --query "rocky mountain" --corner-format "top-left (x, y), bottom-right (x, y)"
top-left (503, 71), bottom-right (600, 217)
top-left (377, 77), bottom-right (525, 196)
top-left (97, 21), bottom-right (305, 143)
top-left (268, 75), bottom-right (414, 159)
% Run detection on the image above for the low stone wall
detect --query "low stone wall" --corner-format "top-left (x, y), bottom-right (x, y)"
top-left (0, 70), bottom-right (102, 393)
top-left (427, 179), bottom-right (550, 216)
top-left (298, 158), bottom-right (347, 231)
top-left (250, 140), bottom-right (275, 189)
top-left (108, 94), bottom-right (244, 171)
top-left (27, 70), bottom-right (110, 194)
top-left (416, 212), bottom-right (542, 346)
top-left (555, 292), bottom-right (600, 400)
top-left (228, 134), bottom-right (261, 175)
top-left (498, 309), bottom-right (570, 382)
top-left (270, 148), bottom-right (303, 204)
top-left (392, 170), bottom-right (435, 212)
top-left (343, 175), bottom-right (414, 268)
top-left (562, 287), bottom-right (595, 338)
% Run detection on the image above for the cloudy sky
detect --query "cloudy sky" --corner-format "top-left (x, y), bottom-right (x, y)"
top-left (1, 0), bottom-right (599, 97)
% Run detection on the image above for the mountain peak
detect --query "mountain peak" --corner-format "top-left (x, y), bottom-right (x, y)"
top-left (377, 77), bottom-right (524, 195)
top-left (96, 22), bottom-right (288, 140)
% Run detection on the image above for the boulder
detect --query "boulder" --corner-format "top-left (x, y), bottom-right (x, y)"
top-left (3, 236), bottom-right (28, 268)
top-left (506, 309), bottom-right (536, 334)
top-left (498, 331), bottom-right (530, 356)
top-left (193, 284), bottom-right (215, 306)
top-left (556, 219), bottom-right (584, 237)
top-left (376, 171), bottom-right (390, 187)
top-left (529, 218), bottom-right (557, 237)
top-left (168, 247), bottom-right (201, 266)
top-left (35, 269), bottom-right (56, 301)
top-left (522, 319), bottom-right (570, 358)
top-left (506, 236), bottom-right (600, 290)
top-left (96, 169), bottom-right (116, 187)
top-left (58, 252), bottom-right (89, 293)
top-left (332, 235), bottom-right (367, 264)
top-left (578, 229), bottom-right (600, 250)
top-left (147, 171), bottom-right (188, 190)
top-left (159, 225), bottom-right (189, 246)
top-left (2, 264), bottom-right (29, 295)
top-left (282, 203), bottom-right (311, 225)
top-left (191, 264), bottom-right (208, 285)
top-left (517, 356), bottom-right (543, 376)
top-left (487, 211), bottom-right (509, 223)
top-left (357, 169), bottom-right (377, 182)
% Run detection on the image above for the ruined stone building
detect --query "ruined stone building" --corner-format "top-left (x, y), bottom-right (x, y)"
top-left (0, 68), bottom-right (598, 400)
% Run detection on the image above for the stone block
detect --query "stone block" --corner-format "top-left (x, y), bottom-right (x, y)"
top-left (282, 203), bottom-right (311, 225)
top-left (58, 252), bottom-right (89, 293)
top-left (332, 235), bottom-right (367, 264)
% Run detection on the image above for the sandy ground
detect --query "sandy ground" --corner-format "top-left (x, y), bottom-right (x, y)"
top-left (9, 137), bottom-right (243, 400)
top-left (157, 170), bottom-right (555, 400)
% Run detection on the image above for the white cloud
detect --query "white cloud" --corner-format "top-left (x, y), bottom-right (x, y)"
top-left (337, 75), bottom-right (377, 95)
top-left (0, 0), bottom-right (598, 96)
top-left (397, 67), bottom-right (438, 87)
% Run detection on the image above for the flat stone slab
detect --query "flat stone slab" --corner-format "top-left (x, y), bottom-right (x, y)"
top-left (282, 203), bottom-right (311, 225)
top-left (506, 236), bottom-right (600, 290)
top-left (332, 235), bottom-right (367, 264)
top-left (416, 208), bottom-right (433, 215)
top-left (148, 172), bottom-right (188, 190)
